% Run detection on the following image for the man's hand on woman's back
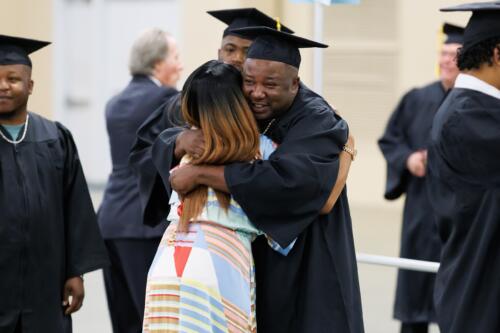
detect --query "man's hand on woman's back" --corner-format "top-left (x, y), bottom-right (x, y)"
top-left (174, 128), bottom-right (205, 160)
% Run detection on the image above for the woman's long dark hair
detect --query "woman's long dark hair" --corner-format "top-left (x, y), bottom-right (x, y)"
top-left (178, 60), bottom-right (260, 231)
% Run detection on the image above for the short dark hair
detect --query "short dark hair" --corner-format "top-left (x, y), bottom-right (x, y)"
top-left (457, 37), bottom-right (500, 70)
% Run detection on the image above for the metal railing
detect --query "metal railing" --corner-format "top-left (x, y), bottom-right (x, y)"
top-left (89, 183), bottom-right (440, 274)
top-left (356, 253), bottom-right (439, 273)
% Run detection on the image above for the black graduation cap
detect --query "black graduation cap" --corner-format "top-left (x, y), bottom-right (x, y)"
top-left (207, 8), bottom-right (294, 39)
top-left (0, 35), bottom-right (50, 67)
top-left (443, 23), bottom-right (465, 44)
top-left (230, 26), bottom-right (327, 69)
top-left (441, 1), bottom-right (500, 51)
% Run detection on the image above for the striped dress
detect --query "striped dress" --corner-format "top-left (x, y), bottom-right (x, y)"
top-left (143, 136), bottom-right (277, 333)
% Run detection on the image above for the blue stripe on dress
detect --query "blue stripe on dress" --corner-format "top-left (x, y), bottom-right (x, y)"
top-left (179, 320), bottom-right (212, 333)
top-left (181, 285), bottom-right (225, 312)
top-left (180, 297), bottom-right (227, 326)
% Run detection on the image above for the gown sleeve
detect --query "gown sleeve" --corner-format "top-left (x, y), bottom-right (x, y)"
top-left (378, 90), bottom-right (415, 199)
top-left (146, 126), bottom-right (185, 223)
top-left (129, 94), bottom-right (182, 226)
top-left (437, 107), bottom-right (500, 187)
top-left (57, 123), bottom-right (109, 278)
top-left (225, 107), bottom-right (348, 248)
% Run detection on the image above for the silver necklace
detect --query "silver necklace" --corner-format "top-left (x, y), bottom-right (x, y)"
top-left (261, 118), bottom-right (276, 136)
top-left (0, 114), bottom-right (30, 145)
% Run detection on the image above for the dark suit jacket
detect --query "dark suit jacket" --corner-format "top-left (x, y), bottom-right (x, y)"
top-left (98, 75), bottom-right (178, 239)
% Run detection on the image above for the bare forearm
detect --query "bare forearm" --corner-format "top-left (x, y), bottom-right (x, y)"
top-left (196, 165), bottom-right (229, 193)
top-left (174, 129), bottom-right (206, 160)
top-left (320, 133), bottom-right (354, 214)
top-left (320, 151), bottom-right (351, 214)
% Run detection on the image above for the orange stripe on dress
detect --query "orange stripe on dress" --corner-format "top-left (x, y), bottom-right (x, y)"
top-left (207, 243), bottom-right (249, 281)
top-left (202, 224), bottom-right (250, 258)
top-left (202, 228), bottom-right (251, 267)
top-left (207, 236), bottom-right (249, 268)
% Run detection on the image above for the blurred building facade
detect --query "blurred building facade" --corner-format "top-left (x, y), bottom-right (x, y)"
top-left (1, 0), bottom-right (471, 204)
top-left (1, 1), bottom-right (475, 332)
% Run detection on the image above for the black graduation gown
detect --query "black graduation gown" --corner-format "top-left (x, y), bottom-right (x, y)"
top-left (0, 113), bottom-right (109, 333)
top-left (129, 93), bottom-right (182, 227)
top-left (148, 84), bottom-right (364, 333)
top-left (427, 88), bottom-right (500, 333)
top-left (378, 81), bottom-right (446, 323)
top-left (223, 84), bottom-right (364, 333)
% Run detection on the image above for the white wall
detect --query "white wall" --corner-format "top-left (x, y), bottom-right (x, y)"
top-left (54, 0), bottom-right (181, 184)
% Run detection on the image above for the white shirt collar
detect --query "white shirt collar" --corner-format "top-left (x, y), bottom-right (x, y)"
top-left (454, 73), bottom-right (500, 100)
top-left (149, 76), bottom-right (162, 87)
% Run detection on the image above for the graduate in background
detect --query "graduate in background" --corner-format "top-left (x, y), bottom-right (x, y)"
top-left (97, 28), bottom-right (182, 333)
top-left (129, 8), bottom-right (294, 227)
top-left (428, 2), bottom-right (500, 333)
top-left (378, 23), bottom-right (464, 333)
top-left (167, 27), bottom-right (362, 333)
top-left (0, 35), bottom-right (108, 333)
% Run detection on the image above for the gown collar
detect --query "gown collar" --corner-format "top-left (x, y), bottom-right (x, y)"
top-left (455, 73), bottom-right (500, 100)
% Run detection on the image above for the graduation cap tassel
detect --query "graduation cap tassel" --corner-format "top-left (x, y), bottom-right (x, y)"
top-left (275, 17), bottom-right (282, 31)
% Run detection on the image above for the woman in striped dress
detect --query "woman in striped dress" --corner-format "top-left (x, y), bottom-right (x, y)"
top-left (142, 61), bottom-right (288, 333)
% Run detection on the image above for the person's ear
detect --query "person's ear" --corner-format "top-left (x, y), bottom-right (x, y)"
top-left (291, 76), bottom-right (300, 94)
top-left (28, 80), bottom-right (34, 95)
top-left (153, 58), bottom-right (165, 73)
top-left (494, 45), bottom-right (500, 66)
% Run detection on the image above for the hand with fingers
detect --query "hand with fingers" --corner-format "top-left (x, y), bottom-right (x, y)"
top-left (170, 164), bottom-right (201, 196)
top-left (62, 276), bottom-right (85, 315)
top-left (174, 128), bottom-right (205, 160)
top-left (406, 150), bottom-right (427, 177)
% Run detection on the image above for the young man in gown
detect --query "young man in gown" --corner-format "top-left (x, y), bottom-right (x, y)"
top-left (378, 23), bottom-right (464, 333)
top-left (0, 35), bottom-right (108, 333)
top-left (428, 2), bottom-right (500, 332)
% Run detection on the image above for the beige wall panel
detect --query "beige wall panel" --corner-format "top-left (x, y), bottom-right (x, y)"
top-left (180, 0), bottom-right (239, 78)
top-left (397, 0), bottom-right (471, 95)
top-left (180, 0), bottom-right (279, 82)
top-left (318, 0), bottom-right (398, 206)
top-left (279, 1), bottom-right (315, 86)
top-left (180, 1), bottom-right (314, 84)
top-left (0, 0), bottom-right (53, 119)
top-left (302, 0), bottom-right (473, 207)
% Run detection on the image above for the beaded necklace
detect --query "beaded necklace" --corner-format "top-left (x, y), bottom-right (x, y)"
top-left (261, 118), bottom-right (276, 136)
top-left (0, 114), bottom-right (30, 145)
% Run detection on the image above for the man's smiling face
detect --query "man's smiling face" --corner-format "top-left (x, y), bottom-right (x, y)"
top-left (242, 58), bottom-right (299, 120)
